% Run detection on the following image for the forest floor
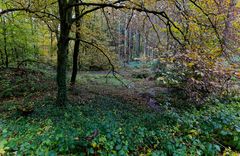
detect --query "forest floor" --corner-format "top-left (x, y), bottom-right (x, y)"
top-left (0, 67), bottom-right (240, 155)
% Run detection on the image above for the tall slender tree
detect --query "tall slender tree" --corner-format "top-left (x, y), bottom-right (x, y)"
top-left (70, 0), bottom-right (81, 88)
top-left (1, 16), bottom-right (8, 68)
top-left (56, 0), bottom-right (74, 105)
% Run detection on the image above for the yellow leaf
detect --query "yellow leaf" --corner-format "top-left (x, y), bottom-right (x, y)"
top-left (187, 62), bottom-right (195, 67)
top-left (91, 142), bottom-right (97, 148)
top-left (189, 129), bottom-right (199, 136)
top-left (0, 148), bottom-right (5, 155)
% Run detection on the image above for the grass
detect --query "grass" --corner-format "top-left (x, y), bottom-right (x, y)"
top-left (0, 68), bottom-right (240, 155)
top-left (74, 72), bottom-right (131, 87)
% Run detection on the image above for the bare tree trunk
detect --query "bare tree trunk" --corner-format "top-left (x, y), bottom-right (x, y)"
top-left (56, 0), bottom-right (73, 106)
top-left (0, 50), bottom-right (4, 65)
top-left (10, 12), bottom-right (16, 63)
top-left (130, 30), bottom-right (134, 61)
top-left (30, 17), bottom-right (37, 55)
top-left (128, 27), bottom-right (132, 62)
top-left (143, 35), bottom-right (147, 58)
top-left (124, 14), bottom-right (128, 65)
top-left (70, 0), bottom-right (81, 88)
top-left (222, 0), bottom-right (237, 54)
top-left (126, 27), bottom-right (131, 63)
top-left (137, 31), bottom-right (141, 57)
top-left (2, 16), bottom-right (8, 68)
top-left (50, 31), bottom-right (53, 56)
top-left (118, 15), bottom-right (122, 61)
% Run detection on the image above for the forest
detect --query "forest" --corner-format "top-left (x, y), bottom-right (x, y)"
top-left (0, 0), bottom-right (240, 155)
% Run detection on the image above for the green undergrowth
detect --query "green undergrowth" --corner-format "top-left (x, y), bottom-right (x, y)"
top-left (75, 72), bottom-right (130, 86)
top-left (0, 68), bottom-right (55, 99)
top-left (0, 69), bottom-right (240, 155)
top-left (0, 95), bottom-right (240, 155)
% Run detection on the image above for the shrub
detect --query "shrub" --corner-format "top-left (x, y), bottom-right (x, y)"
top-left (154, 51), bottom-right (234, 105)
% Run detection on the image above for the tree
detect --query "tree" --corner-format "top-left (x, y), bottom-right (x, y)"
top-left (70, 0), bottom-right (81, 88)
top-left (0, 0), bottom-right (190, 105)
top-left (2, 0), bottom-right (233, 106)
top-left (55, 0), bottom-right (74, 105)
top-left (1, 15), bottom-right (8, 68)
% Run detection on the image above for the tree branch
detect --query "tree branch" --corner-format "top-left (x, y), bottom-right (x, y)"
top-left (188, 0), bottom-right (225, 55)
top-left (69, 37), bottom-right (128, 87)
top-left (0, 7), bottom-right (60, 20)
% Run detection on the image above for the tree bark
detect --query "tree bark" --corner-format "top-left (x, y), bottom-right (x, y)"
top-left (1, 16), bottom-right (8, 68)
top-left (128, 27), bottom-right (132, 62)
top-left (70, 0), bottom-right (81, 87)
top-left (0, 50), bottom-right (4, 65)
top-left (137, 31), bottom-right (141, 57)
top-left (30, 17), bottom-right (37, 55)
top-left (118, 16), bottom-right (122, 60)
top-left (56, 0), bottom-right (73, 106)
top-left (222, 0), bottom-right (237, 54)
top-left (124, 14), bottom-right (128, 65)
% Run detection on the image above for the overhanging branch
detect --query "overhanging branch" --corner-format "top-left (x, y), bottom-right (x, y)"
top-left (0, 7), bottom-right (60, 20)
top-left (69, 37), bottom-right (128, 87)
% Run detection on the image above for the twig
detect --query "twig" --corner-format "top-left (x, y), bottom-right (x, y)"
top-left (126, 9), bottom-right (134, 30)
top-left (212, 138), bottom-right (227, 149)
top-left (101, 8), bottom-right (117, 47)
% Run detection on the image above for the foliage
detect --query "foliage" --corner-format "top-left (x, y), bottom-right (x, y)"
top-left (0, 0), bottom-right (240, 155)
top-left (153, 50), bottom-right (237, 105)
top-left (1, 95), bottom-right (240, 155)
top-left (0, 65), bottom-right (239, 156)
top-left (154, 59), bottom-right (184, 87)
top-left (78, 46), bottom-right (117, 71)
top-left (73, 11), bottom-right (118, 71)
top-left (0, 8), bottom-right (46, 67)
top-left (76, 72), bottom-right (130, 86)
top-left (0, 68), bottom-right (54, 98)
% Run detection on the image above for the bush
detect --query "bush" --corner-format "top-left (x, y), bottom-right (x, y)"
top-left (154, 51), bottom-right (234, 105)
top-left (1, 96), bottom-right (240, 155)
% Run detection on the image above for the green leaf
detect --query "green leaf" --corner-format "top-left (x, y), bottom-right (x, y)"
top-left (88, 148), bottom-right (94, 154)
top-left (235, 126), bottom-right (240, 132)
top-left (48, 150), bottom-right (57, 156)
top-left (115, 144), bottom-right (122, 151)
top-left (214, 144), bottom-right (221, 152)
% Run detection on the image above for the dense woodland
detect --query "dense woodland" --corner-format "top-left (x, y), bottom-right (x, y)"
top-left (0, 0), bottom-right (240, 155)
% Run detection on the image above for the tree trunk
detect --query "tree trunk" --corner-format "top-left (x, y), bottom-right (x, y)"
top-left (222, 0), bottom-right (237, 54)
top-left (50, 31), bottom-right (53, 56)
top-left (56, 33), bottom-right (69, 105)
top-left (143, 35), bottom-right (147, 58)
top-left (130, 30), bottom-right (134, 61)
top-left (137, 31), bottom-right (141, 57)
top-left (118, 16), bottom-right (122, 61)
top-left (2, 16), bottom-right (8, 68)
top-left (124, 14), bottom-right (128, 65)
top-left (56, 0), bottom-right (73, 106)
top-left (11, 12), bottom-right (16, 63)
top-left (128, 27), bottom-right (132, 63)
top-left (70, 0), bottom-right (81, 87)
top-left (0, 50), bottom-right (4, 65)
top-left (30, 17), bottom-right (37, 55)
